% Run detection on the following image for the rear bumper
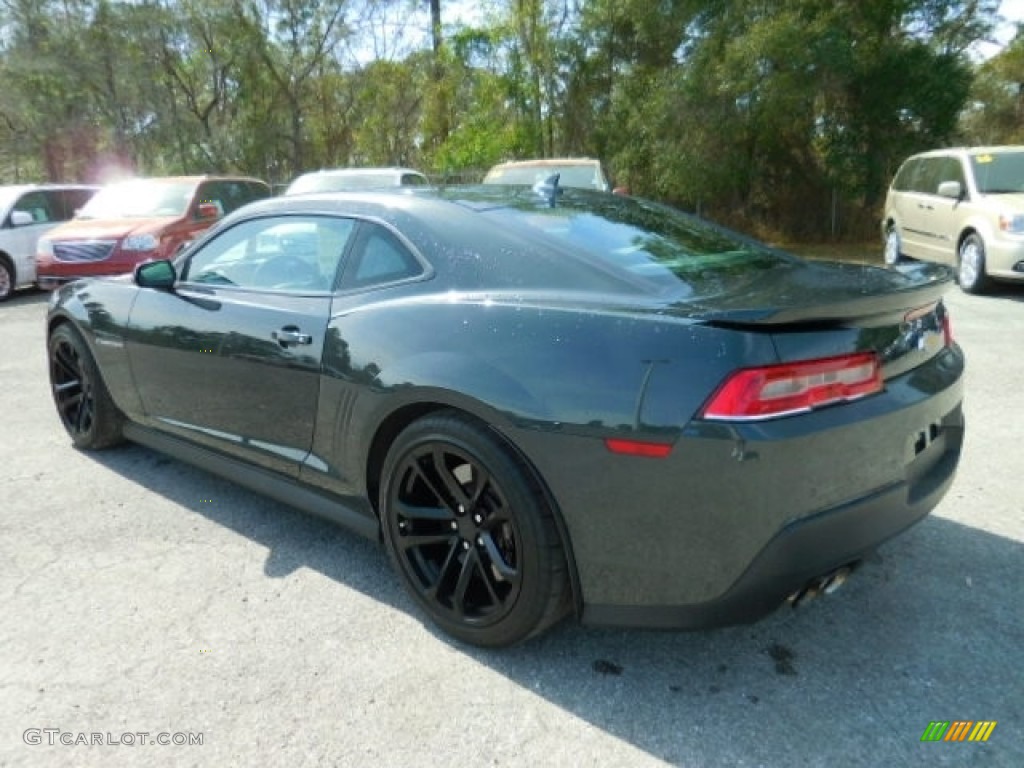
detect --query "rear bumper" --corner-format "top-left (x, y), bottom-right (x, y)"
top-left (507, 343), bottom-right (964, 629)
top-left (581, 415), bottom-right (961, 629)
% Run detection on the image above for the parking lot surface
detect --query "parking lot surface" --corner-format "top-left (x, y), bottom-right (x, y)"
top-left (1, 284), bottom-right (1021, 767)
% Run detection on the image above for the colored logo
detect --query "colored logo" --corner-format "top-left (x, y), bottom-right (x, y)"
top-left (921, 721), bottom-right (996, 742)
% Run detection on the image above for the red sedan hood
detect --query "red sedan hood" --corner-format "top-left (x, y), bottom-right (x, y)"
top-left (48, 217), bottom-right (181, 241)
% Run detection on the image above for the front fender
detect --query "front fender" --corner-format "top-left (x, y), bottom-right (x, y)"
top-left (47, 279), bottom-right (145, 420)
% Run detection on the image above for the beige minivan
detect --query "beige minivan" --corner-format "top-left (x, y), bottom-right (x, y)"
top-left (882, 146), bottom-right (1024, 293)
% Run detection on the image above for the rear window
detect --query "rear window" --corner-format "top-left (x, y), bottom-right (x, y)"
top-left (485, 164), bottom-right (606, 190)
top-left (478, 197), bottom-right (796, 299)
top-left (969, 151), bottom-right (1024, 194)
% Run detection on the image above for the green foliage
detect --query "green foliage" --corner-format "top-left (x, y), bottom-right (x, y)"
top-left (0, 0), bottom-right (1005, 240)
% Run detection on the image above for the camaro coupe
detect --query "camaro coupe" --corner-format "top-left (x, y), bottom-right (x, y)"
top-left (47, 185), bottom-right (965, 647)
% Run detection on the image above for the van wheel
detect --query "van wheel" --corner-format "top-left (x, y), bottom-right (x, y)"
top-left (958, 234), bottom-right (991, 294)
top-left (883, 227), bottom-right (903, 266)
top-left (0, 256), bottom-right (13, 301)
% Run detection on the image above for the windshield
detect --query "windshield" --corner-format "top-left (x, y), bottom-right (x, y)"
top-left (485, 165), bottom-right (607, 191)
top-left (480, 195), bottom-right (796, 300)
top-left (969, 151), bottom-right (1024, 194)
top-left (287, 173), bottom-right (398, 194)
top-left (77, 180), bottom-right (196, 219)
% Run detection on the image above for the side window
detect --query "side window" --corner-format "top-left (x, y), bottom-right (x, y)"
top-left (892, 159), bottom-right (919, 192)
top-left (936, 157), bottom-right (965, 188)
top-left (400, 173), bottom-right (426, 187)
top-left (913, 158), bottom-right (942, 195)
top-left (59, 189), bottom-right (97, 220)
top-left (194, 182), bottom-right (225, 218)
top-left (340, 224), bottom-right (423, 289)
top-left (13, 191), bottom-right (54, 224)
top-left (182, 215), bottom-right (356, 291)
top-left (208, 180), bottom-right (269, 215)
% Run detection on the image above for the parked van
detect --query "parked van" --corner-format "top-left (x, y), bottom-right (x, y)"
top-left (882, 146), bottom-right (1024, 293)
top-left (0, 184), bottom-right (98, 301)
top-left (36, 176), bottom-right (269, 288)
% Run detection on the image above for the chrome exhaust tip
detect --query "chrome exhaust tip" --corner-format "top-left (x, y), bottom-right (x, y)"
top-left (788, 565), bottom-right (855, 607)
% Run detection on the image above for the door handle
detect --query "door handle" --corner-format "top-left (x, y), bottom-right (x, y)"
top-left (272, 327), bottom-right (312, 346)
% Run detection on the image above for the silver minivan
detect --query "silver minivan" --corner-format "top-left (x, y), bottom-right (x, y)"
top-left (0, 184), bottom-right (99, 302)
top-left (882, 146), bottom-right (1024, 293)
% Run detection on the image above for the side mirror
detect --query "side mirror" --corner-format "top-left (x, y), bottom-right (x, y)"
top-left (612, 186), bottom-right (631, 196)
top-left (135, 259), bottom-right (177, 290)
top-left (937, 181), bottom-right (962, 200)
top-left (10, 211), bottom-right (34, 227)
top-left (196, 201), bottom-right (220, 220)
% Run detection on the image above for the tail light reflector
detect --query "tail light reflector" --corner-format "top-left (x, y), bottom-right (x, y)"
top-left (701, 352), bottom-right (882, 421)
top-left (604, 438), bottom-right (673, 458)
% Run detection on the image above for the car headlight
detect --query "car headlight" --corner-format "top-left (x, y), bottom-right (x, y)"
top-left (37, 238), bottom-right (54, 258)
top-left (998, 213), bottom-right (1024, 234)
top-left (122, 234), bottom-right (159, 251)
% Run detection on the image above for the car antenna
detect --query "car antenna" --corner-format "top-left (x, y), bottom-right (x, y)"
top-left (532, 173), bottom-right (561, 208)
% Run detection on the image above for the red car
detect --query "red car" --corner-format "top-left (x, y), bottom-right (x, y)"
top-left (36, 176), bottom-right (269, 288)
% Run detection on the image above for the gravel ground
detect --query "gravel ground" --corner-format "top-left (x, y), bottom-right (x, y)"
top-left (1, 283), bottom-right (1021, 768)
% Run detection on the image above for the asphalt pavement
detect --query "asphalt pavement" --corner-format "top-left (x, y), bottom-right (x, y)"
top-left (1, 282), bottom-right (1021, 767)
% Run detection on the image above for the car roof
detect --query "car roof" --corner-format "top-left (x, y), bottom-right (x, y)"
top-left (297, 167), bottom-right (424, 178)
top-left (488, 158), bottom-right (600, 170)
top-left (0, 183), bottom-right (98, 192)
top-left (907, 146), bottom-right (1024, 159)
top-left (104, 175), bottom-right (267, 185)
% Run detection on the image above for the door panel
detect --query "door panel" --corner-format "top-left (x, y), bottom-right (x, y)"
top-left (127, 287), bottom-right (331, 476)
top-left (125, 214), bottom-right (355, 477)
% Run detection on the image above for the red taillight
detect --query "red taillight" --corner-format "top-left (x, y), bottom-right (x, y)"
top-left (942, 312), bottom-right (953, 347)
top-left (701, 352), bottom-right (883, 421)
top-left (604, 438), bottom-right (673, 458)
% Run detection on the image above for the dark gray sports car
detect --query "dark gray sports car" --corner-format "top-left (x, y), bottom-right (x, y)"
top-left (46, 185), bottom-right (965, 647)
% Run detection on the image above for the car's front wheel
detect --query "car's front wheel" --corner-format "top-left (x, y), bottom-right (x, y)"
top-left (380, 412), bottom-right (570, 647)
top-left (0, 257), bottom-right (13, 301)
top-left (883, 226), bottom-right (903, 266)
top-left (48, 324), bottom-right (124, 449)
top-left (958, 233), bottom-right (991, 294)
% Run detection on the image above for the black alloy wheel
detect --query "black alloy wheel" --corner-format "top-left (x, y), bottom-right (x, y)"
top-left (381, 412), bottom-right (569, 647)
top-left (48, 324), bottom-right (124, 449)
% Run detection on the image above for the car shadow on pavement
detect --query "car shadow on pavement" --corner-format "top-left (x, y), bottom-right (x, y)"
top-left (88, 444), bottom-right (1021, 767)
top-left (3, 287), bottom-right (50, 307)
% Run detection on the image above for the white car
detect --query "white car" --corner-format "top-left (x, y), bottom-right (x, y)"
top-left (285, 167), bottom-right (428, 195)
top-left (0, 184), bottom-right (98, 301)
top-left (483, 158), bottom-right (615, 192)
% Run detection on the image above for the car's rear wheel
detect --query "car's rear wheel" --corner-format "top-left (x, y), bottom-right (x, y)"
top-left (48, 324), bottom-right (124, 449)
top-left (0, 256), bottom-right (13, 301)
top-left (380, 412), bottom-right (569, 647)
top-left (958, 233), bottom-right (991, 294)
top-left (883, 226), bottom-right (903, 266)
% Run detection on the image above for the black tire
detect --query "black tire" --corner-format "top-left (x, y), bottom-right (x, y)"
top-left (883, 225), bottom-right (903, 267)
top-left (48, 323), bottom-right (125, 449)
top-left (0, 256), bottom-right (13, 302)
top-left (957, 233), bottom-right (991, 294)
top-left (380, 411), bottom-right (569, 647)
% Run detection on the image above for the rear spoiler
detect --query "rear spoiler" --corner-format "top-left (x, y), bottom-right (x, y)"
top-left (693, 264), bottom-right (955, 327)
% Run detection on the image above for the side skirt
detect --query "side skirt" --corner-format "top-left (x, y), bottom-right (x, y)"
top-left (123, 423), bottom-right (381, 542)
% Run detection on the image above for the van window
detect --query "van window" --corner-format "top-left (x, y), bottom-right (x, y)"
top-left (13, 191), bottom-right (54, 224)
top-left (892, 159), bottom-right (919, 192)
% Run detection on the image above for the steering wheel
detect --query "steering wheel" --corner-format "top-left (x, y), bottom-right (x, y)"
top-left (253, 254), bottom-right (320, 288)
